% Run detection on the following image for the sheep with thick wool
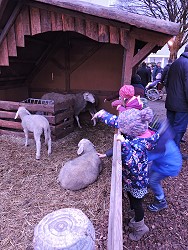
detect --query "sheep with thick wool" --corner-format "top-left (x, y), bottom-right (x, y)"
top-left (58, 139), bottom-right (102, 190)
top-left (41, 92), bottom-right (98, 128)
top-left (15, 107), bottom-right (51, 160)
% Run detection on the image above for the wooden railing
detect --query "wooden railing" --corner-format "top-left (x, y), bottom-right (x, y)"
top-left (107, 133), bottom-right (123, 250)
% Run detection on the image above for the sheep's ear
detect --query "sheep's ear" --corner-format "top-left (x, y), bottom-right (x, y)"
top-left (14, 110), bottom-right (19, 119)
top-left (26, 109), bottom-right (31, 115)
top-left (77, 144), bottom-right (84, 155)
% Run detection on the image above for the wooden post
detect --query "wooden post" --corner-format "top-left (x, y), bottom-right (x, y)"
top-left (107, 133), bottom-right (123, 250)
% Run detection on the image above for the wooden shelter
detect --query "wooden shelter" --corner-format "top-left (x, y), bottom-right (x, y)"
top-left (0, 0), bottom-right (180, 105)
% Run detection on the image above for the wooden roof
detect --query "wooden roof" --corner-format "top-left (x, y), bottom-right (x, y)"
top-left (34, 0), bottom-right (179, 36)
top-left (0, 0), bottom-right (180, 87)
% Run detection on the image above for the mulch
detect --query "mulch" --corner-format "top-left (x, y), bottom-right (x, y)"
top-left (0, 100), bottom-right (188, 250)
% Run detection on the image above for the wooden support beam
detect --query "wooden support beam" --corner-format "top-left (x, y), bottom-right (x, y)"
top-left (132, 42), bottom-right (156, 67)
top-left (70, 44), bottom-right (104, 74)
top-left (0, 0), bottom-right (23, 46)
top-left (122, 35), bottom-right (135, 84)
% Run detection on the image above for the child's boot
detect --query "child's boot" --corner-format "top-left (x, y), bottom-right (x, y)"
top-left (148, 197), bottom-right (168, 212)
top-left (129, 218), bottom-right (149, 241)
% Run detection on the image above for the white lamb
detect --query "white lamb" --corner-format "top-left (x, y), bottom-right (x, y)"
top-left (14, 107), bottom-right (52, 160)
top-left (58, 139), bottom-right (102, 191)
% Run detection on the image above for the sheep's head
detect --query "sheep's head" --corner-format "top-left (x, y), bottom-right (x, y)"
top-left (83, 92), bottom-right (95, 103)
top-left (77, 139), bottom-right (95, 155)
top-left (15, 107), bottom-right (31, 119)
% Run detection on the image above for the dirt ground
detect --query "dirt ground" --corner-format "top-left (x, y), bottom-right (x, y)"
top-left (0, 99), bottom-right (188, 250)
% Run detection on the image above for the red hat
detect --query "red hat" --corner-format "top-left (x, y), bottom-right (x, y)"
top-left (119, 85), bottom-right (134, 100)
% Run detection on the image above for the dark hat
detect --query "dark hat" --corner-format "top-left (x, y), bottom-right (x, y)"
top-left (131, 74), bottom-right (142, 85)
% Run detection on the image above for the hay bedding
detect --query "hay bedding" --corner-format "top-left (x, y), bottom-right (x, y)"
top-left (0, 100), bottom-right (188, 250)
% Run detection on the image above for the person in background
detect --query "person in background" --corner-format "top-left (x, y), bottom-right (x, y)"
top-left (152, 62), bottom-right (163, 81)
top-left (161, 59), bottom-right (173, 89)
top-left (130, 74), bottom-right (145, 97)
top-left (165, 44), bottom-right (188, 160)
top-left (145, 72), bottom-right (162, 90)
top-left (92, 107), bottom-right (160, 241)
top-left (137, 62), bottom-right (151, 88)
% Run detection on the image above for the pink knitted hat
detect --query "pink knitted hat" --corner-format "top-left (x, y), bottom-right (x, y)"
top-left (119, 85), bottom-right (135, 100)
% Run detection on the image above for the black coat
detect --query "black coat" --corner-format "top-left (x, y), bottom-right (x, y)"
top-left (165, 52), bottom-right (188, 112)
top-left (137, 66), bottom-right (151, 87)
top-left (161, 63), bottom-right (172, 86)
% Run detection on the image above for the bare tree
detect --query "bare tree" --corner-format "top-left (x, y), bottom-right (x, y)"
top-left (116, 0), bottom-right (188, 60)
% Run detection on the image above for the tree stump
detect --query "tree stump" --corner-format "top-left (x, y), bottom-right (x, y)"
top-left (33, 208), bottom-right (95, 250)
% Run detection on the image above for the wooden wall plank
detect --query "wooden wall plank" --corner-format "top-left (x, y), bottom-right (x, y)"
top-left (40, 9), bottom-right (52, 33)
top-left (51, 12), bottom-right (63, 31)
top-left (98, 24), bottom-right (109, 43)
top-left (7, 25), bottom-right (17, 57)
top-left (86, 20), bottom-right (98, 41)
top-left (75, 17), bottom-right (85, 36)
top-left (15, 12), bottom-right (25, 47)
top-left (21, 5), bottom-right (31, 36)
top-left (109, 26), bottom-right (119, 45)
top-left (62, 14), bottom-right (75, 31)
top-left (30, 7), bottom-right (41, 35)
top-left (0, 38), bottom-right (9, 66)
top-left (120, 28), bottom-right (128, 48)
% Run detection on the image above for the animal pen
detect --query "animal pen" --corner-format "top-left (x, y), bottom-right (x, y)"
top-left (0, 0), bottom-right (180, 249)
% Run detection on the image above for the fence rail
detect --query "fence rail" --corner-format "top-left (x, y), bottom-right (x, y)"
top-left (107, 133), bottom-right (123, 250)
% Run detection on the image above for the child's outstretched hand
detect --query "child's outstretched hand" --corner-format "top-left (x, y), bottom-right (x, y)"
top-left (97, 153), bottom-right (107, 158)
top-left (117, 134), bottom-right (125, 142)
top-left (91, 109), bottom-right (105, 120)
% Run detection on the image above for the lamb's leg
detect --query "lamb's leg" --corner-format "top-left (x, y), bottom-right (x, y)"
top-left (34, 134), bottom-right (41, 160)
top-left (75, 115), bottom-right (82, 128)
top-left (24, 129), bottom-right (29, 146)
top-left (47, 137), bottom-right (52, 155)
top-left (89, 111), bottom-right (97, 126)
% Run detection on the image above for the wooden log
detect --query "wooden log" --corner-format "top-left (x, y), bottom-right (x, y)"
top-left (51, 11), bottom-right (62, 31)
top-left (0, 38), bottom-right (9, 66)
top-left (98, 24), bottom-right (109, 43)
top-left (30, 7), bottom-right (41, 35)
top-left (7, 25), bottom-right (17, 57)
top-left (0, 119), bottom-right (22, 130)
top-left (62, 14), bottom-right (75, 31)
top-left (33, 208), bottom-right (95, 250)
top-left (0, 100), bottom-right (54, 113)
top-left (40, 9), bottom-right (52, 33)
top-left (15, 12), bottom-right (25, 47)
top-left (86, 20), bottom-right (98, 41)
top-left (0, 110), bottom-right (15, 119)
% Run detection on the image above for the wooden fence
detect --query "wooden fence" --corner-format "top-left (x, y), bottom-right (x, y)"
top-left (0, 99), bottom-right (74, 140)
top-left (107, 133), bottom-right (123, 250)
